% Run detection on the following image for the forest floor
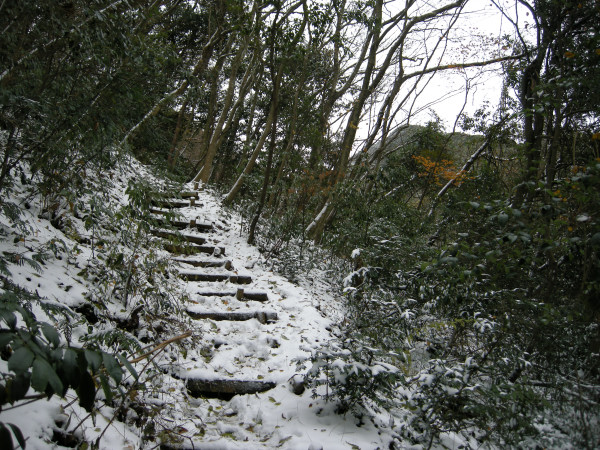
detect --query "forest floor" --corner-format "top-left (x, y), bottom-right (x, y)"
top-left (0, 157), bottom-right (397, 449)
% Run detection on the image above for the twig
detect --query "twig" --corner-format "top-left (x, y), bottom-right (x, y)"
top-left (128, 331), bottom-right (192, 364)
top-left (96, 332), bottom-right (192, 445)
top-left (0, 394), bottom-right (46, 411)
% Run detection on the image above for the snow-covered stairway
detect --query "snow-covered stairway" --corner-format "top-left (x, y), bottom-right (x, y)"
top-left (0, 160), bottom-right (394, 448)
top-left (151, 185), bottom-right (282, 401)
top-left (137, 181), bottom-right (389, 449)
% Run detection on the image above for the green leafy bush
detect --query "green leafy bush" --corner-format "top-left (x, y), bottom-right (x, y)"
top-left (0, 286), bottom-right (132, 449)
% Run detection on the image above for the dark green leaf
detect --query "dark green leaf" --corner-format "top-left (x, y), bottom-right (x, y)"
top-left (7, 423), bottom-right (26, 449)
top-left (102, 353), bottom-right (122, 383)
top-left (41, 323), bottom-right (60, 348)
top-left (117, 353), bottom-right (138, 380)
top-left (30, 358), bottom-right (49, 392)
top-left (0, 332), bottom-right (14, 348)
top-left (77, 370), bottom-right (96, 412)
top-left (84, 349), bottom-right (102, 373)
top-left (0, 310), bottom-right (17, 330)
top-left (31, 357), bottom-right (65, 394)
top-left (99, 373), bottom-right (113, 404)
top-left (45, 359), bottom-right (64, 395)
top-left (7, 373), bottom-right (30, 402)
top-left (63, 349), bottom-right (80, 388)
top-left (8, 347), bottom-right (34, 374)
top-left (0, 423), bottom-right (13, 450)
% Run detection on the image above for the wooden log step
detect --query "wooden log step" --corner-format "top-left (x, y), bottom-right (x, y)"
top-left (154, 217), bottom-right (213, 232)
top-left (179, 272), bottom-right (252, 284)
top-left (164, 244), bottom-right (225, 256)
top-left (186, 378), bottom-right (276, 400)
top-left (178, 191), bottom-right (199, 199)
top-left (173, 257), bottom-right (232, 270)
top-left (149, 207), bottom-right (173, 216)
top-left (151, 229), bottom-right (207, 245)
top-left (196, 289), bottom-right (268, 302)
top-left (150, 198), bottom-right (194, 209)
top-left (186, 310), bottom-right (278, 324)
top-left (240, 290), bottom-right (269, 302)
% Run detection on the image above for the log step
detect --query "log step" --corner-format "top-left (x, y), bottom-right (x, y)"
top-left (155, 217), bottom-right (213, 232)
top-left (173, 257), bottom-right (232, 270)
top-left (196, 289), bottom-right (268, 302)
top-left (178, 191), bottom-right (200, 199)
top-left (149, 207), bottom-right (174, 216)
top-left (151, 229), bottom-right (207, 245)
top-left (151, 198), bottom-right (196, 209)
top-left (164, 244), bottom-right (225, 256)
top-left (179, 272), bottom-right (252, 284)
top-left (186, 310), bottom-right (277, 324)
top-left (186, 378), bottom-right (276, 400)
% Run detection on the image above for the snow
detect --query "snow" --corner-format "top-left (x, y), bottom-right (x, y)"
top-left (0, 159), bottom-right (393, 448)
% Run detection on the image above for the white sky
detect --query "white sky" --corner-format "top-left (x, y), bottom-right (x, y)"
top-left (410, 0), bottom-right (530, 130)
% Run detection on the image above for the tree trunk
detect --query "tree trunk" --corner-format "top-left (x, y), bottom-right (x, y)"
top-left (306, 0), bottom-right (384, 240)
top-left (248, 100), bottom-right (278, 245)
top-left (222, 83), bottom-right (280, 206)
top-left (167, 98), bottom-right (189, 169)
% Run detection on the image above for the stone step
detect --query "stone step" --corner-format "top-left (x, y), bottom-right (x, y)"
top-left (179, 272), bottom-right (251, 284)
top-left (186, 310), bottom-right (278, 324)
top-left (196, 289), bottom-right (268, 302)
top-left (151, 229), bottom-right (207, 245)
top-left (186, 378), bottom-right (276, 400)
top-left (164, 244), bottom-right (225, 256)
top-left (173, 257), bottom-right (232, 270)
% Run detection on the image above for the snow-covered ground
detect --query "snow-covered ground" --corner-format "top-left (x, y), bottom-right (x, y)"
top-left (0, 159), bottom-right (395, 449)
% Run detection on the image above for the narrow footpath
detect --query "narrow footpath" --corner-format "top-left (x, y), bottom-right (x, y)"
top-left (146, 182), bottom-right (390, 449)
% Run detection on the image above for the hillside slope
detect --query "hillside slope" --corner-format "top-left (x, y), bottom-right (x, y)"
top-left (0, 159), bottom-right (394, 449)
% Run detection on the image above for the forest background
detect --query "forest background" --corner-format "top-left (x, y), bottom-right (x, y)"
top-left (1, 0), bottom-right (599, 448)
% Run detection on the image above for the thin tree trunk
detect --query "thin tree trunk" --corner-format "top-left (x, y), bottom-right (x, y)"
top-left (306, 0), bottom-right (384, 240)
top-left (248, 102), bottom-right (278, 245)
top-left (193, 30), bottom-right (261, 183)
top-left (223, 1), bottom-right (306, 205)
top-left (167, 98), bottom-right (189, 169)
top-left (222, 94), bottom-right (279, 206)
top-left (545, 108), bottom-right (563, 187)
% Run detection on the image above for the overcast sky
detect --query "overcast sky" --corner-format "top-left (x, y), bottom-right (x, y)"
top-left (410, 0), bottom-right (530, 131)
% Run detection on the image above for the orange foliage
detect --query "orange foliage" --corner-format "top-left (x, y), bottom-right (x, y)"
top-left (412, 155), bottom-right (474, 186)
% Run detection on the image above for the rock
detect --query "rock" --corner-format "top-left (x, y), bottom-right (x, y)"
top-left (288, 374), bottom-right (305, 395)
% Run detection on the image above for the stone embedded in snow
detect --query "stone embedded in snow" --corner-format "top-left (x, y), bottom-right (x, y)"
top-left (288, 374), bottom-right (306, 395)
